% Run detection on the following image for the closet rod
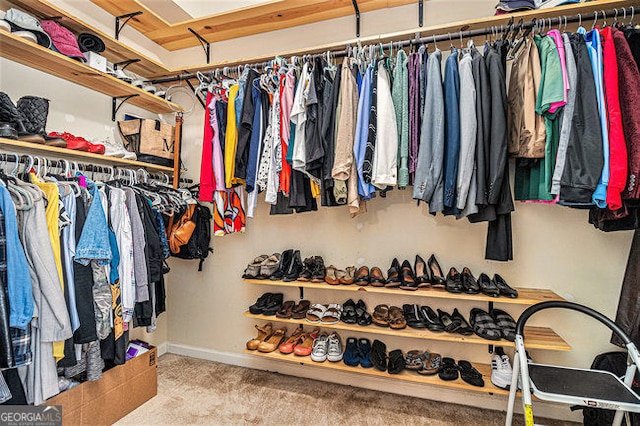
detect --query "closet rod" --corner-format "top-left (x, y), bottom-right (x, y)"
top-left (0, 153), bottom-right (193, 184)
top-left (149, 5), bottom-right (632, 85)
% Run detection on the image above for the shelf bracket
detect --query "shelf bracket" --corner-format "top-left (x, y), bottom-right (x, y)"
top-left (115, 11), bottom-right (143, 40)
top-left (351, 0), bottom-right (360, 37)
top-left (298, 286), bottom-right (304, 301)
top-left (418, 0), bottom-right (424, 27)
top-left (112, 94), bottom-right (139, 121)
top-left (185, 79), bottom-right (207, 109)
top-left (188, 28), bottom-right (211, 64)
top-left (113, 59), bottom-right (141, 71)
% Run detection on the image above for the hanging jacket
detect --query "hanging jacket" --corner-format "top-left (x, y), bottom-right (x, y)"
top-left (234, 69), bottom-right (260, 181)
top-left (413, 49), bottom-right (445, 211)
top-left (442, 49), bottom-right (461, 214)
top-left (199, 91), bottom-right (215, 201)
top-left (613, 27), bottom-right (640, 200)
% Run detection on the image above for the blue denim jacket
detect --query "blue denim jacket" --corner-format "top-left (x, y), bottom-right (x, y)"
top-left (0, 185), bottom-right (34, 329)
top-left (443, 49), bottom-right (461, 215)
top-left (75, 179), bottom-right (111, 266)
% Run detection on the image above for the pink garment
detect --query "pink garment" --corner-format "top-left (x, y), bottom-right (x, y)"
top-left (199, 91), bottom-right (215, 202)
top-left (547, 30), bottom-right (568, 114)
top-left (209, 96), bottom-right (226, 192)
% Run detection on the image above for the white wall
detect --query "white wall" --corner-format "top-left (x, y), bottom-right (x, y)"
top-left (1, 0), bottom-right (635, 421)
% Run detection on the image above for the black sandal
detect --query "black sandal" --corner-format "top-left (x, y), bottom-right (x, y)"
top-left (370, 339), bottom-right (388, 371)
top-left (340, 299), bottom-right (357, 324)
top-left (437, 309), bottom-right (462, 333)
top-left (458, 360), bottom-right (485, 387)
top-left (438, 357), bottom-right (459, 381)
top-left (387, 349), bottom-right (405, 374)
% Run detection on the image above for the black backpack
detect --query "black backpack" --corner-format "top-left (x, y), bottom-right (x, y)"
top-left (172, 203), bottom-right (213, 271)
top-left (573, 351), bottom-right (640, 425)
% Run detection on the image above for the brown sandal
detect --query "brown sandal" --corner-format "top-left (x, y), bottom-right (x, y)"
top-left (246, 323), bottom-right (273, 350)
top-left (340, 266), bottom-right (356, 285)
top-left (258, 327), bottom-right (287, 353)
top-left (325, 265), bottom-right (339, 285)
top-left (276, 300), bottom-right (295, 318)
top-left (372, 304), bottom-right (390, 327)
top-left (291, 300), bottom-right (311, 319)
top-left (389, 306), bottom-right (407, 330)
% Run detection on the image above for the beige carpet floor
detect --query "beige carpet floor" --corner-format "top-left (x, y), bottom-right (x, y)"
top-left (115, 354), bottom-right (577, 426)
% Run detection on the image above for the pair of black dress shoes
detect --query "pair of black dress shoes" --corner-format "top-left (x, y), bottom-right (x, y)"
top-left (444, 269), bottom-right (518, 298)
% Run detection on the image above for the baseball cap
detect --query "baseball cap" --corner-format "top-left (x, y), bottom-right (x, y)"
top-left (3, 8), bottom-right (51, 48)
top-left (495, 0), bottom-right (536, 11)
top-left (41, 20), bottom-right (85, 62)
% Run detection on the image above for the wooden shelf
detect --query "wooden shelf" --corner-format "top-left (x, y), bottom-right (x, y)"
top-left (0, 31), bottom-right (182, 115)
top-left (242, 312), bottom-right (571, 351)
top-left (243, 279), bottom-right (564, 306)
top-left (8, 0), bottom-right (171, 78)
top-left (0, 138), bottom-right (174, 172)
top-left (244, 349), bottom-right (510, 396)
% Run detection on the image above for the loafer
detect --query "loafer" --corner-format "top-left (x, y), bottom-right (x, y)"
top-left (451, 308), bottom-right (473, 335)
top-left (445, 267), bottom-right (463, 293)
top-left (493, 274), bottom-right (518, 298)
top-left (461, 267), bottom-right (480, 294)
top-left (478, 273), bottom-right (500, 297)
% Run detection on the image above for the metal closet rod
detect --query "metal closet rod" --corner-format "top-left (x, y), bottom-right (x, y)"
top-left (150, 5), bottom-right (632, 85)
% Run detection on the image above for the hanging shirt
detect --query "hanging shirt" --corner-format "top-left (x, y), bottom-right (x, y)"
top-left (551, 33), bottom-right (578, 196)
top-left (600, 26), bottom-right (628, 211)
top-left (291, 62), bottom-right (312, 174)
top-left (456, 50), bottom-right (477, 212)
top-left (363, 61), bottom-right (379, 184)
top-left (408, 52), bottom-right (421, 183)
top-left (392, 50), bottom-right (410, 189)
top-left (371, 60), bottom-right (398, 189)
top-left (413, 49), bottom-right (445, 212)
top-left (585, 28), bottom-right (610, 208)
top-left (109, 187), bottom-right (134, 325)
top-left (210, 97), bottom-right (226, 192)
top-left (279, 69), bottom-right (296, 196)
top-left (199, 91), bottom-right (215, 202)
top-left (354, 65), bottom-right (376, 200)
top-left (546, 29), bottom-right (569, 114)
top-left (470, 46), bottom-right (490, 209)
top-left (224, 84), bottom-right (242, 188)
top-left (442, 48), bottom-right (461, 214)
top-left (235, 69), bottom-right (260, 181)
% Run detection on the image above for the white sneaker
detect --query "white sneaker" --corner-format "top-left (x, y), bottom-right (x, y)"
top-left (491, 353), bottom-right (513, 390)
top-left (326, 332), bottom-right (343, 362)
top-left (97, 127), bottom-right (137, 160)
top-left (310, 333), bottom-right (328, 362)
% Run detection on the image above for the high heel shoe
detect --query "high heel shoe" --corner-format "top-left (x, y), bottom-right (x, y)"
top-left (399, 260), bottom-right (418, 291)
top-left (428, 254), bottom-right (446, 286)
top-left (385, 258), bottom-right (402, 287)
top-left (414, 255), bottom-right (431, 288)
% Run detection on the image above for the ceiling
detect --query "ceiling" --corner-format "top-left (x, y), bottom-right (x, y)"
top-left (89, 0), bottom-right (418, 51)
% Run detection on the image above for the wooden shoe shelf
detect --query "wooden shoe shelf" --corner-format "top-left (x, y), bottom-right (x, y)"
top-left (244, 349), bottom-right (510, 396)
top-left (243, 277), bottom-right (570, 395)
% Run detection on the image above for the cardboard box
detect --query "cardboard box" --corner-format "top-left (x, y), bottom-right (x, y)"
top-left (83, 51), bottom-right (107, 73)
top-left (44, 347), bottom-right (157, 425)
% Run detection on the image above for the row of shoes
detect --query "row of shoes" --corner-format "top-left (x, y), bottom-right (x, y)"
top-left (248, 293), bottom-right (517, 342)
top-left (242, 251), bottom-right (518, 298)
top-left (0, 92), bottom-right (135, 158)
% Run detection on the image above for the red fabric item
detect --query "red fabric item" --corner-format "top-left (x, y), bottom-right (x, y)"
top-left (87, 143), bottom-right (105, 154)
top-left (601, 26), bottom-right (628, 210)
top-left (613, 27), bottom-right (640, 200)
top-left (279, 73), bottom-right (291, 196)
top-left (199, 92), bottom-right (215, 202)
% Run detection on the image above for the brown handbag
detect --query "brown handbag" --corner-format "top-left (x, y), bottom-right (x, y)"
top-left (169, 205), bottom-right (196, 254)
